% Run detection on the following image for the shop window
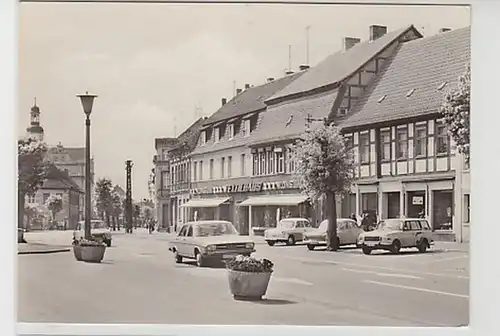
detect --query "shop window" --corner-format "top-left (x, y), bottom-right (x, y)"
top-left (432, 190), bottom-right (453, 230)
top-left (380, 130), bottom-right (391, 161)
top-left (396, 127), bottom-right (408, 160)
top-left (464, 194), bottom-right (470, 223)
top-left (276, 150), bottom-right (284, 173)
top-left (436, 123), bottom-right (449, 155)
top-left (414, 124), bottom-right (427, 157)
top-left (359, 133), bottom-right (370, 164)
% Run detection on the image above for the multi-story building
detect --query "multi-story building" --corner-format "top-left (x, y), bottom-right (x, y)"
top-left (186, 73), bottom-right (305, 234)
top-left (25, 102), bottom-right (95, 221)
top-left (153, 117), bottom-right (206, 232)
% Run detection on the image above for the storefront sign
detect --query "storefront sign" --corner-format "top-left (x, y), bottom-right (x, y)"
top-left (190, 180), bottom-right (296, 195)
top-left (412, 196), bottom-right (424, 205)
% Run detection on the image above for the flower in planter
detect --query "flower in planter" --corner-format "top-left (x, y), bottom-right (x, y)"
top-left (73, 237), bottom-right (105, 247)
top-left (225, 255), bottom-right (274, 273)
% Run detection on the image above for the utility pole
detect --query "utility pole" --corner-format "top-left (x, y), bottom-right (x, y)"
top-left (306, 25), bottom-right (311, 65)
top-left (125, 160), bottom-right (133, 234)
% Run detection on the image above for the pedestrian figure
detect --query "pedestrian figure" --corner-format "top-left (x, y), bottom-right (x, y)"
top-left (361, 213), bottom-right (371, 231)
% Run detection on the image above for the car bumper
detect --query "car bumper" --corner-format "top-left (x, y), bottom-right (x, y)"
top-left (303, 239), bottom-right (326, 246)
top-left (265, 237), bottom-right (288, 242)
top-left (204, 249), bottom-right (256, 259)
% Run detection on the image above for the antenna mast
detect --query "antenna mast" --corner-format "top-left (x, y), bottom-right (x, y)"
top-left (288, 45), bottom-right (292, 71)
top-left (306, 25), bottom-right (311, 64)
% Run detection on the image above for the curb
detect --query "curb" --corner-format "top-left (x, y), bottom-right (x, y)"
top-left (18, 248), bottom-right (71, 255)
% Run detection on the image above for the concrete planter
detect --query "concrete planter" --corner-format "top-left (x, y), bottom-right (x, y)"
top-left (18, 228), bottom-right (25, 243)
top-left (73, 245), bottom-right (83, 261)
top-left (78, 245), bottom-right (106, 263)
top-left (227, 269), bottom-right (272, 301)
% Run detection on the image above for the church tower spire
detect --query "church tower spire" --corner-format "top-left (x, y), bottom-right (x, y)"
top-left (26, 97), bottom-right (44, 141)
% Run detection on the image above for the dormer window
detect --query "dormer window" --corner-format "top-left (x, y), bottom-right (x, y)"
top-left (200, 131), bottom-right (206, 146)
top-left (437, 82), bottom-right (447, 91)
top-left (405, 88), bottom-right (416, 98)
top-left (377, 95), bottom-right (387, 103)
top-left (241, 119), bottom-right (247, 137)
top-left (214, 127), bottom-right (220, 143)
top-left (228, 123), bottom-right (234, 140)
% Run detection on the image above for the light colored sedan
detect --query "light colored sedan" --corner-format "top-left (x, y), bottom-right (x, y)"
top-left (264, 218), bottom-right (314, 246)
top-left (303, 218), bottom-right (363, 250)
top-left (169, 220), bottom-right (255, 267)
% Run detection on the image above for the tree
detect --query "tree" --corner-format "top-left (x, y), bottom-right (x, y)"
top-left (441, 65), bottom-right (470, 164)
top-left (18, 137), bottom-right (49, 230)
top-left (292, 121), bottom-right (356, 251)
top-left (45, 194), bottom-right (63, 229)
top-left (110, 192), bottom-right (122, 231)
top-left (95, 178), bottom-right (113, 229)
top-left (24, 203), bottom-right (40, 231)
top-left (133, 204), bottom-right (141, 228)
top-left (142, 205), bottom-right (153, 227)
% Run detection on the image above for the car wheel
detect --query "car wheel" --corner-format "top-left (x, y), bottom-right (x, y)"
top-left (286, 235), bottom-right (296, 246)
top-left (266, 240), bottom-right (275, 246)
top-left (307, 244), bottom-right (315, 251)
top-left (362, 246), bottom-right (372, 255)
top-left (173, 250), bottom-right (183, 264)
top-left (391, 240), bottom-right (401, 254)
top-left (105, 240), bottom-right (111, 247)
top-left (195, 250), bottom-right (206, 267)
top-left (417, 239), bottom-right (428, 253)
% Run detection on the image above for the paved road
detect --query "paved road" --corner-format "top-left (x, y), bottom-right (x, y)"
top-left (18, 233), bottom-right (469, 326)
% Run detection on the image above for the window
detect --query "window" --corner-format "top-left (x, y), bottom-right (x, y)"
top-left (436, 123), bottom-right (449, 155)
top-left (380, 130), bottom-right (391, 161)
top-left (240, 154), bottom-right (246, 176)
top-left (199, 160), bottom-right (203, 180)
top-left (161, 171), bottom-right (169, 188)
top-left (214, 128), bottom-right (220, 143)
top-left (162, 149), bottom-right (169, 160)
top-left (276, 150), bottom-right (284, 173)
top-left (259, 152), bottom-right (266, 175)
top-left (228, 124), bottom-right (234, 140)
top-left (227, 156), bottom-right (232, 177)
top-left (414, 124), bottom-right (427, 157)
top-left (396, 127), bottom-right (408, 160)
top-left (200, 131), bottom-right (206, 146)
top-left (193, 162), bottom-right (197, 181)
top-left (252, 153), bottom-right (259, 176)
top-left (186, 226), bottom-right (193, 237)
top-left (221, 157), bottom-right (225, 178)
top-left (171, 166), bottom-right (175, 184)
top-left (345, 135), bottom-right (354, 151)
top-left (464, 194), bottom-right (470, 223)
top-left (244, 119), bottom-right (251, 136)
top-left (27, 194), bottom-right (35, 203)
top-left (267, 150), bottom-right (275, 174)
top-left (359, 133), bottom-right (370, 164)
top-left (287, 147), bottom-right (295, 173)
top-left (409, 220), bottom-right (422, 230)
top-left (178, 225), bottom-right (188, 237)
top-left (241, 120), bottom-right (247, 137)
top-left (209, 159), bottom-right (214, 179)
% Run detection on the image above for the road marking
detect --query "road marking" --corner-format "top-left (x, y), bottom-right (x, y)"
top-left (282, 256), bottom-right (469, 280)
top-left (416, 255), bottom-right (468, 264)
top-left (340, 268), bottom-right (424, 280)
top-left (363, 280), bottom-right (469, 299)
top-left (273, 277), bottom-right (313, 286)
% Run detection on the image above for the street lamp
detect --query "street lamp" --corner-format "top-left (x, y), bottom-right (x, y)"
top-left (77, 91), bottom-right (97, 240)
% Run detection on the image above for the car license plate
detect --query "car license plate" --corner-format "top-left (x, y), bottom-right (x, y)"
top-left (365, 241), bottom-right (377, 246)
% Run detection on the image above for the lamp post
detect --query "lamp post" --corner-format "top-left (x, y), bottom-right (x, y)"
top-left (77, 91), bottom-right (97, 240)
top-left (125, 160), bottom-right (134, 233)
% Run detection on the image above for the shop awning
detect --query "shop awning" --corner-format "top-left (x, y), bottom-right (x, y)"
top-left (238, 195), bottom-right (309, 207)
top-left (181, 197), bottom-right (230, 208)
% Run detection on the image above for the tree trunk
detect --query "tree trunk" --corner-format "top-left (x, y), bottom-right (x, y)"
top-left (18, 191), bottom-right (25, 230)
top-left (106, 212), bottom-right (112, 230)
top-left (326, 192), bottom-right (339, 251)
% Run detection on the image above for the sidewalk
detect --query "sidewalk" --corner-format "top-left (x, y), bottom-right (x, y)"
top-left (433, 241), bottom-right (469, 253)
top-left (18, 243), bottom-right (70, 255)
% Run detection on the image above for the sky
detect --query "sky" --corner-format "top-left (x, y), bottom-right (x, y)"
top-left (18, 3), bottom-right (470, 199)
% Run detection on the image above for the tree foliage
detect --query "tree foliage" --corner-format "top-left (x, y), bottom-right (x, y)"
top-left (95, 178), bottom-right (113, 227)
top-left (440, 65), bottom-right (470, 164)
top-left (45, 194), bottom-right (63, 227)
top-left (292, 122), bottom-right (356, 251)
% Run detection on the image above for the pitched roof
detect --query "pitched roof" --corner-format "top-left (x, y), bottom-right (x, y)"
top-left (48, 145), bottom-right (85, 162)
top-left (342, 26), bottom-right (470, 129)
top-left (249, 89), bottom-right (340, 146)
top-left (202, 72), bottom-right (305, 126)
top-left (268, 25), bottom-right (421, 102)
top-left (41, 164), bottom-right (83, 193)
top-left (169, 117), bottom-right (207, 154)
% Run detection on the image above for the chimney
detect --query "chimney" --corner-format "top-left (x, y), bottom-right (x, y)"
top-left (285, 70), bottom-right (294, 75)
top-left (369, 25), bottom-right (387, 41)
top-left (267, 77), bottom-right (275, 82)
top-left (439, 28), bottom-right (451, 33)
top-left (245, 84), bottom-right (250, 89)
top-left (299, 65), bottom-right (310, 71)
top-left (236, 88), bottom-right (242, 95)
top-left (221, 98), bottom-right (227, 106)
top-left (343, 37), bottom-right (361, 51)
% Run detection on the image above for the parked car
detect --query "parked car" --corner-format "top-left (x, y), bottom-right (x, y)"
top-left (264, 218), bottom-right (313, 246)
top-left (303, 218), bottom-right (363, 250)
top-left (357, 218), bottom-right (434, 255)
top-left (73, 219), bottom-right (112, 247)
top-left (168, 220), bottom-right (255, 267)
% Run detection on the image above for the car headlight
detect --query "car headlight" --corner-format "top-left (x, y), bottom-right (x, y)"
top-left (206, 245), bottom-right (216, 252)
top-left (358, 236), bottom-right (365, 242)
top-left (245, 242), bottom-right (255, 249)
top-left (382, 236), bottom-right (392, 242)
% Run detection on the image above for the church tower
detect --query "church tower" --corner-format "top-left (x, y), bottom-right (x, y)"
top-left (26, 98), bottom-right (44, 141)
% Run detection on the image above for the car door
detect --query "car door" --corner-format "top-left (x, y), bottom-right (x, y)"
top-left (349, 220), bottom-right (363, 244)
top-left (293, 221), bottom-right (304, 241)
top-left (419, 220), bottom-right (433, 241)
top-left (337, 221), bottom-right (348, 245)
top-left (184, 225), bottom-right (195, 258)
top-left (175, 225), bottom-right (188, 256)
top-left (401, 221), bottom-right (414, 247)
top-left (411, 220), bottom-right (424, 246)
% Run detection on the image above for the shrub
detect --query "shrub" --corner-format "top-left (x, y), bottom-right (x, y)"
top-left (225, 255), bottom-right (274, 273)
top-left (73, 237), bottom-right (105, 247)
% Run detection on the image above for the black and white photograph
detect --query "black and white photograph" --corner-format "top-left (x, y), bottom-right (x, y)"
top-left (8, 0), bottom-right (494, 333)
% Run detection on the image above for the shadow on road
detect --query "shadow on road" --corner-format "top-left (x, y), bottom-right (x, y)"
top-left (370, 249), bottom-right (448, 256)
top-left (251, 298), bottom-right (297, 305)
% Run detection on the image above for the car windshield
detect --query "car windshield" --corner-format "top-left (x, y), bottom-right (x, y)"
top-left (318, 220), bottom-right (328, 231)
top-left (77, 220), bottom-right (105, 230)
top-left (194, 222), bottom-right (238, 237)
top-left (278, 220), bottom-right (295, 229)
top-left (376, 219), bottom-right (402, 231)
